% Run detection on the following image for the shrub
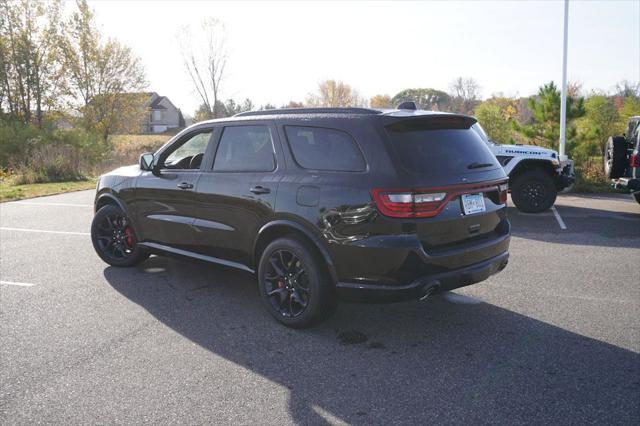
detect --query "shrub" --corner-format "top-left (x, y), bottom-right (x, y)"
top-left (93, 134), bottom-right (169, 174)
top-left (1, 120), bottom-right (106, 183)
top-left (10, 144), bottom-right (84, 184)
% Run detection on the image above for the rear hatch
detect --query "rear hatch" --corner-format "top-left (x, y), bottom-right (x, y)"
top-left (375, 113), bottom-right (509, 253)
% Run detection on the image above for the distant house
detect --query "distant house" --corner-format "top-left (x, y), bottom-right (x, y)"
top-left (143, 92), bottom-right (182, 133)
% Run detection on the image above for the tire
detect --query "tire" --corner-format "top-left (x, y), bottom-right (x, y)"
top-left (510, 169), bottom-right (557, 213)
top-left (257, 236), bottom-right (336, 328)
top-left (91, 204), bottom-right (149, 267)
top-left (633, 192), bottom-right (640, 205)
top-left (605, 136), bottom-right (628, 179)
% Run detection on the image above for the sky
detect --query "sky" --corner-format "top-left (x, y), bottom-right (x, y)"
top-left (85, 0), bottom-right (640, 116)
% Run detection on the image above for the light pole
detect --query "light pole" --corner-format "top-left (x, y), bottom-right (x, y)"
top-left (559, 0), bottom-right (569, 161)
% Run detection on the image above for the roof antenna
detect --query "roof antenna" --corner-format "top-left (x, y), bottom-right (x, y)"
top-left (396, 101), bottom-right (417, 110)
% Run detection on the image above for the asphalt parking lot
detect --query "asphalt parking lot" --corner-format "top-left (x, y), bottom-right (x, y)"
top-left (1, 190), bottom-right (639, 425)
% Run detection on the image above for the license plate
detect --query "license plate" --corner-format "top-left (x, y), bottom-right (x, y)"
top-left (461, 193), bottom-right (486, 215)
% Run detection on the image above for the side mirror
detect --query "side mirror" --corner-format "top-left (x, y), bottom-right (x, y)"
top-left (139, 152), bottom-right (155, 172)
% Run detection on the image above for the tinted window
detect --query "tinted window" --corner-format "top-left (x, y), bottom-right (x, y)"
top-left (164, 131), bottom-right (212, 170)
top-left (285, 126), bottom-right (366, 172)
top-left (213, 126), bottom-right (275, 172)
top-left (471, 123), bottom-right (491, 144)
top-left (386, 123), bottom-right (499, 175)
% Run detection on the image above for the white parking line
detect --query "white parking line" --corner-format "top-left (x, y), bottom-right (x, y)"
top-left (0, 227), bottom-right (90, 236)
top-left (0, 280), bottom-right (35, 287)
top-left (9, 201), bottom-right (92, 207)
top-left (551, 206), bottom-right (567, 230)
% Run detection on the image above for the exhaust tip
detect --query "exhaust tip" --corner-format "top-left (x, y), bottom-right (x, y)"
top-left (419, 281), bottom-right (441, 301)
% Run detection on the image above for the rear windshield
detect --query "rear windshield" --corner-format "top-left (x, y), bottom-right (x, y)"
top-left (385, 122), bottom-right (499, 175)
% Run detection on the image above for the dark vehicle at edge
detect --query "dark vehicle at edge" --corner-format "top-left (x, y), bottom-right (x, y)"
top-left (91, 106), bottom-right (511, 327)
top-left (605, 115), bottom-right (640, 204)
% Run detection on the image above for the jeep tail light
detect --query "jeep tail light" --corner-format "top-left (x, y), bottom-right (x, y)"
top-left (371, 189), bottom-right (447, 218)
top-left (498, 183), bottom-right (509, 204)
top-left (630, 153), bottom-right (640, 168)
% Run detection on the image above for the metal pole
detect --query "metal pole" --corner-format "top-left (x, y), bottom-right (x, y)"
top-left (559, 0), bottom-right (569, 161)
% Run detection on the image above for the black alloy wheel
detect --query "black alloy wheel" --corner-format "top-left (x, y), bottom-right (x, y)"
top-left (258, 237), bottom-right (336, 328)
top-left (264, 249), bottom-right (310, 318)
top-left (91, 204), bottom-right (149, 267)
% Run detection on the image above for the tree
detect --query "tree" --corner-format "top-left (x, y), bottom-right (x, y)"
top-left (449, 77), bottom-right (480, 114)
top-left (514, 81), bottom-right (584, 149)
top-left (391, 88), bottom-right (451, 111)
top-left (221, 97), bottom-right (253, 117)
top-left (285, 100), bottom-right (304, 108)
top-left (567, 80), bottom-right (583, 98)
top-left (178, 19), bottom-right (227, 120)
top-left (63, 0), bottom-right (147, 140)
top-left (576, 95), bottom-right (621, 151)
top-left (620, 96), bottom-right (640, 123)
top-left (615, 80), bottom-right (640, 99)
top-left (475, 102), bottom-right (512, 144)
top-left (306, 80), bottom-right (364, 107)
top-left (193, 103), bottom-right (210, 123)
top-left (370, 94), bottom-right (392, 108)
top-left (0, 0), bottom-right (65, 125)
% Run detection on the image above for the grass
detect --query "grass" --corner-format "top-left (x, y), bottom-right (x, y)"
top-left (0, 179), bottom-right (96, 202)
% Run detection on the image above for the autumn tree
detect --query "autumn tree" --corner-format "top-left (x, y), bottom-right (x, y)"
top-left (0, 0), bottom-right (65, 125)
top-left (449, 77), bottom-right (480, 114)
top-left (475, 102), bottom-right (513, 144)
top-left (178, 19), bottom-right (227, 119)
top-left (285, 100), bottom-right (304, 108)
top-left (307, 80), bottom-right (364, 107)
top-left (370, 94), bottom-right (392, 108)
top-left (63, 0), bottom-right (147, 140)
top-left (514, 81), bottom-right (584, 149)
top-left (391, 88), bottom-right (450, 111)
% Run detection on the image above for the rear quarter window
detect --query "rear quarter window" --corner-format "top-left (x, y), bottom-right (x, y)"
top-left (385, 121), bottom-right (499, 176)
top-left (284, 126), bottom-right (366, 172)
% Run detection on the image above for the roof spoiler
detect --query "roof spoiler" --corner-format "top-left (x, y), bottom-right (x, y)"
top-left (383, 114), bottom-right (477, 132)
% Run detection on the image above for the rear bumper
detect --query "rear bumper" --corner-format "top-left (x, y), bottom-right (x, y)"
top-left (337, 251), bottom-right (509, 303)
top-left (614, 178), bottom-right (640, 191)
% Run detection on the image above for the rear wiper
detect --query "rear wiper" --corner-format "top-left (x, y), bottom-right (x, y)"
top-left (467, 162), bottom-right (494, 169)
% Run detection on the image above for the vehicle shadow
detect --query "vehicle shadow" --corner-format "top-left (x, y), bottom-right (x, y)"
top-left (507, 204), bottom-right (640, 248)
top-left (103, 256), bottom-right (639, 424)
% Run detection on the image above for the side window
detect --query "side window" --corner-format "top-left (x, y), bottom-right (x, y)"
top-left (213, 125), bottom-right (276, 172)
top-left (284, 126), bottom-right (366, 172)
top-left (163, 131), bottom-right (212, 170)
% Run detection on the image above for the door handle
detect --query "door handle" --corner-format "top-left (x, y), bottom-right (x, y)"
top-left (250, 185), bottom-right (270, 195)
top-left (177, 182), bottom-right (194, 190)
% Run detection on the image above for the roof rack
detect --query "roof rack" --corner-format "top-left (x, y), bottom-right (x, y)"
top-left (234, 107), bottom-right (382, 117)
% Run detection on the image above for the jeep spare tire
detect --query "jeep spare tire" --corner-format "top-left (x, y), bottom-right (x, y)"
top-left (510, 169), bottom-right (557, 213)
top-left (605, 136), bottom-right (628, 179)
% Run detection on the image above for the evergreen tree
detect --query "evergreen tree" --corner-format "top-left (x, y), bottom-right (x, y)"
top-left (514, 82), bottom-right (584, 149)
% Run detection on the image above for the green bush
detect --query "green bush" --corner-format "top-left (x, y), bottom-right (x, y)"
top-left (1, 120), bottom-right (107, 184)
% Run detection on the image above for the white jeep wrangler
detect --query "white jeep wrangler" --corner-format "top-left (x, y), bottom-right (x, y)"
top-left (472, 123), bottom-right (575, 213)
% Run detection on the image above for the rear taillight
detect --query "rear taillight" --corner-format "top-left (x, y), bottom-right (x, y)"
top-left (372, 180), bottom-right (508, 218)
top-left (499, 183), bottom-right (508, 204)
top-left (630, 153), bottom-right (640, 168)
top-left (371, 189), bottom-right (446, 218)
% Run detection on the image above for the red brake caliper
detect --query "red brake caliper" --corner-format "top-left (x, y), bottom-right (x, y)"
top-left (124, 227), bottom-right (135, 248)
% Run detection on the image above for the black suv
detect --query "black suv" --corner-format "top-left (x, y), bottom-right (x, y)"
top-left (92, 106), bottom-right (511, 327)
top-left (605, 116), bottom-right (640, 204)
